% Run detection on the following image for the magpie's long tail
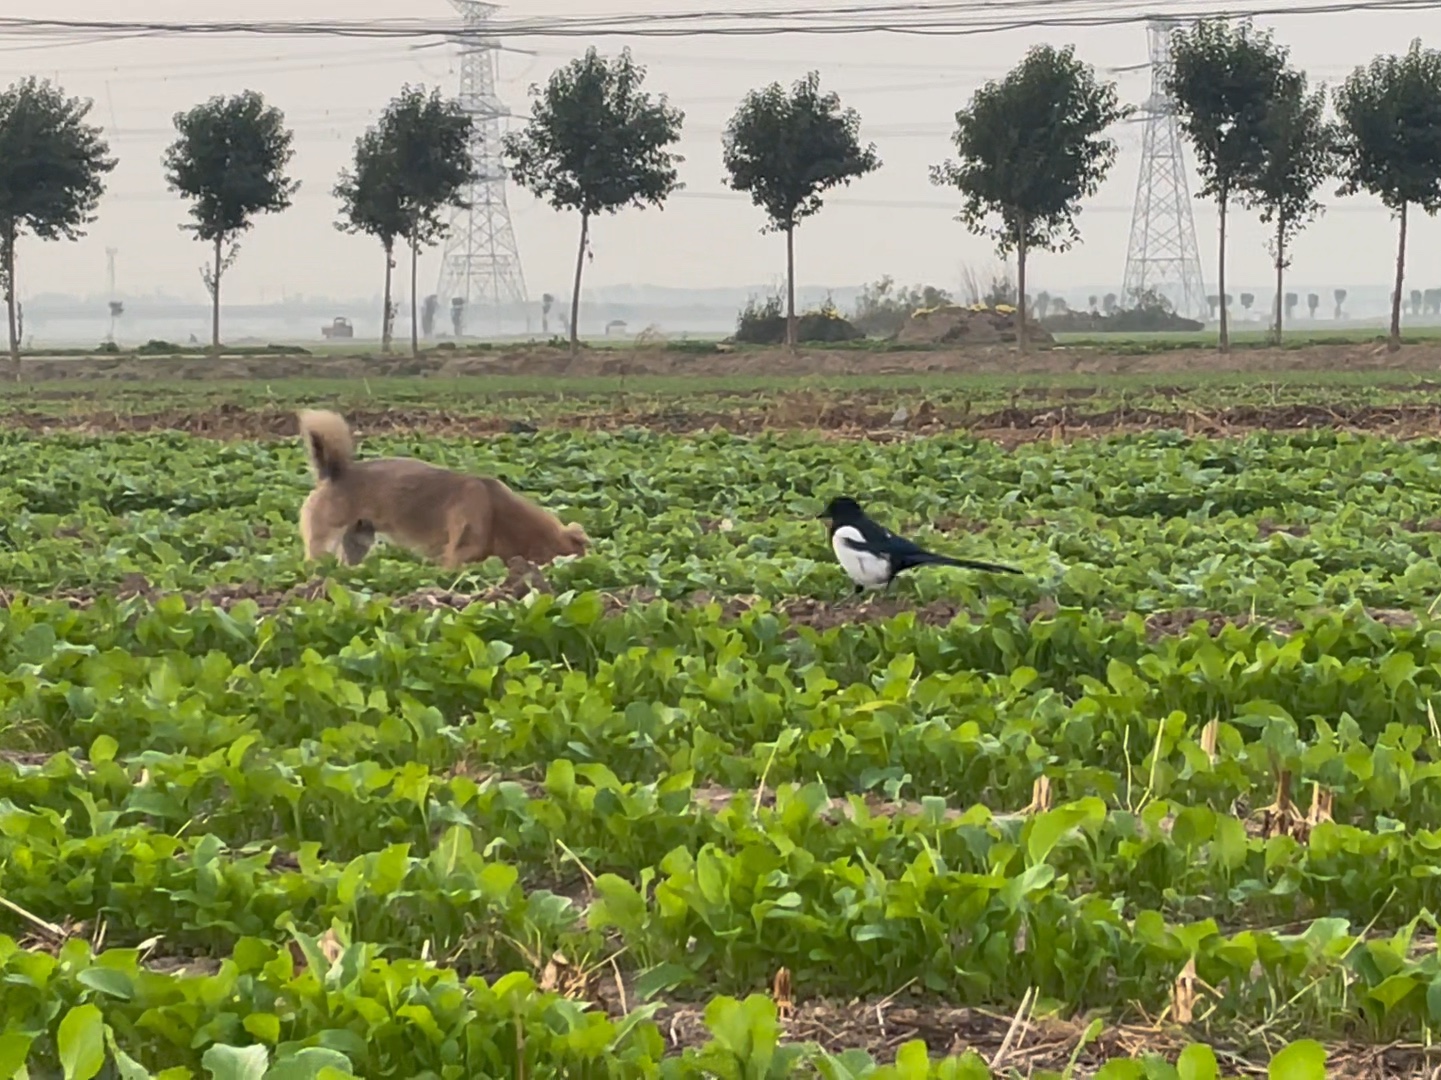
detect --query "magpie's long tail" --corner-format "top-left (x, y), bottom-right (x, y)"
top-left (902, 550), bottom-right (1023, 575)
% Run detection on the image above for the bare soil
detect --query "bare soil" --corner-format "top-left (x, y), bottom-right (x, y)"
top-left (5, 341), bottom-right (1441, 443)
top-left (625, 994), bottom-right (1430, 1077)
top-left (11, 339), bottom-right (1441, 383)
top-left (11, 399), bottom-right (1441, 445)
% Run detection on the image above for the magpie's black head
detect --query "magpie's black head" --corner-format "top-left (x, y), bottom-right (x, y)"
top-left (817, 496), bottom-right (864, 523)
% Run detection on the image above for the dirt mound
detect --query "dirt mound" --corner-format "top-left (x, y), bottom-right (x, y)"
top-left (896, 304), bottom-right (1055, 346)
top-left (1042, 309), bottom-right (1205, 334)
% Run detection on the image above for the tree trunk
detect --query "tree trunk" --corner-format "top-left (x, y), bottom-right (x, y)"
top-left (410, 232), bottom-right (420, 359)
top-left (1272, 213), bottom-right (1285, 346)
top-left (1016, 221), bottom-right (1028, 353)
top-left (1390, 201), bottom-right (1408, 353)
top-left (211, 234), bottom-right (223, 351)
top-left (785, 222), bottom-right (797, 350)
top-left (569, 211), bottom-right (589, 356)
top-left (3, 221), bottom-right (17, 375)
top-left (381, 240), bottom-right (394, 355)
top-left (1217, 190), bottom-right (1229, 354)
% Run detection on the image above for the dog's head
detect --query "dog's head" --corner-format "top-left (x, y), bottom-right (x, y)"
top-left (557, 521), bottom-right (590, 557)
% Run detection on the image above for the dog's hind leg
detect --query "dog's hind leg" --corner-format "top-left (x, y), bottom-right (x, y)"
top-left (299, 491), bottom-right (325, 560)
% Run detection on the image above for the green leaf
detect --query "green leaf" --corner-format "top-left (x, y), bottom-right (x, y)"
top-left (242, 1013), bottom-right (281, 1044)
top-left (264, 1047), bottom-right (355, 1080)
top-left (57, 1004), bottom-right (105, 1080)
top-left (88, 734), bottom-right (118, 764)
top-left (1026, 802), bottom-right (1097, 865)
top-left (1425, 976), bottom-right (1441, 1023)
top-left (0, 1033), bottom-right (34, 1080)
top-left (1177, 1043), bottom-right (1218, 1080)
top-left (104, 1029), bottom-right (152, 1080)
top-left (1268, 1039), bottom-right (1327, 1080)
top-left (76, 966), bottom-right (133, 1001)
top-left (815, 1049), bottom-right (876, 1080)
top-left (200, 1044), bottom-right (268, 1080)
top-left (891, 1040), bottom-right (930, 1078)
top-left (633, 962), bottom-right (693, 999)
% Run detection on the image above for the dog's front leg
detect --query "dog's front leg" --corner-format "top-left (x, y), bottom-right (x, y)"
top-left (439, 522), bottom-right (469, 571)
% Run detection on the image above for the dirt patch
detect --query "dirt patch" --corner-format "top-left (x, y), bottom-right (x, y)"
top-left (1139, 608), bottom-right (1302, 641)
top-left (15, 399), bottom-right (1441, 444)
top-left (0, 749), bottom-right (52, 768)
top-left (587, 987), bottom-right (1432, 1076)
top-left (14, 339), bottom-right (1441, 383)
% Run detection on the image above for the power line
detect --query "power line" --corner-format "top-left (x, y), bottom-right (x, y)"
top-left (0, 0), bottom-right (1434, 44)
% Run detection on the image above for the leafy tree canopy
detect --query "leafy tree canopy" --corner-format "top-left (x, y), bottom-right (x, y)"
top-left (335, 84), bottom-right (475, 250)
top-left (0, 75), bottom-right (115, 242)
top-left (721, 70), bottom-right (880, 232)
top-left (1243, 73), bottom-right (1337, 248)
top-left (503, 47), bottom-right (685, 219)
top-left (1164, 17), bottom-right (1295, 199)
top-left (334, 125), bottom-right (406, 248)
top-left (163, 89), bottom-right (299, 241)
top-left (1333, 38), bottom-right (1441, 213)
top-left (928, 43), bottom-right (1129, 255)
top-left (377, 84), bottom-right (477, 243)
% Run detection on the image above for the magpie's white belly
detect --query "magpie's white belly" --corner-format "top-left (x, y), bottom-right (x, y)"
top-left (832, 525), bottom-right (892, 588)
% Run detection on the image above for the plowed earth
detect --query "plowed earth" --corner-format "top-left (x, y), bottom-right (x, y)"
top-left (12, 339), bottom-right (1441, 382)
top-left (8, 399), bottom-right (1441, 444)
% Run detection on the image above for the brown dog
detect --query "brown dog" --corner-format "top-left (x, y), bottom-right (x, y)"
top-left (296, 409), bottom-right (589, 570)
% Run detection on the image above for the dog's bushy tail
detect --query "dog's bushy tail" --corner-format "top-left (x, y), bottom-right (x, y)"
top-left (297, 409), bottom-right (355, 482)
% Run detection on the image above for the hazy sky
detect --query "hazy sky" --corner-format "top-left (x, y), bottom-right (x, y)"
top-left (5, 0), bottom-right (1439, 306)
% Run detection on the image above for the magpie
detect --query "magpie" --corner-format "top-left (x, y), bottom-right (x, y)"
top-left (816, 496), bottom-right (1022, 594)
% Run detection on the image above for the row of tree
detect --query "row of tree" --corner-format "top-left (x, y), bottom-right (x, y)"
top-left (3, 25), bottom-right (1441, 360)
top-left (932, 24), bottom-right (1441, 354)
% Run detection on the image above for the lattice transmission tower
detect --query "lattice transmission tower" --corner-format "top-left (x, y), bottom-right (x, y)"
top-left (1120, 18), bottom-right (1208, 320)
top-left (434, 1), bottom-right (528, 337)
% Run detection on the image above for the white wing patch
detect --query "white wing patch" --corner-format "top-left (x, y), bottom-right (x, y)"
top-left (832, 524), bottom-right (892, 589)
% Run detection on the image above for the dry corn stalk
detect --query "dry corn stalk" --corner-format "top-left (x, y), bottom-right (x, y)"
top-left (1022, 775), bottom-right (1053, 815)
top-left (1171, 957), bottom-right (1198, 1024)
top-left (772, 967), bottom-right (794, 1020)
top-left (1199, 718), bottom-right (1219, 763)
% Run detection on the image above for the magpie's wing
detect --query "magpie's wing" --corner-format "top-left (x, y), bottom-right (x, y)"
top-left (860, 514), bottom-right (911, 548)
top-left (841, 523), bottom-right (928, 559)
top-left (840, 533), bottom-right (885, 554)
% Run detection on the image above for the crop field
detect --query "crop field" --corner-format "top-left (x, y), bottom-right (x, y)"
top-left (10, 347), bottom-right (1441, 1078)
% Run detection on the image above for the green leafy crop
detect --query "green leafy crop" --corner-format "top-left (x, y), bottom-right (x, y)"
top-left (0, 422), bottom-right (1435, 1076)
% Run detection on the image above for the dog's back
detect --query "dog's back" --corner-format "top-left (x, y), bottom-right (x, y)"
top-left (296, 407), bottom-right (589, 569)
